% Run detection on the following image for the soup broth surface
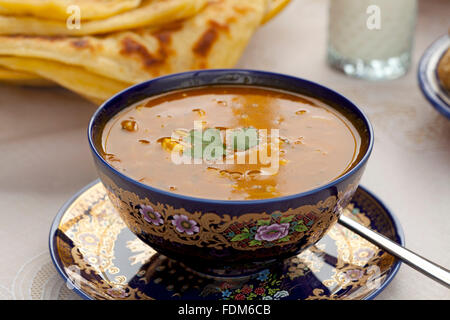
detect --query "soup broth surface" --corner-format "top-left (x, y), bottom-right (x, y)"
top-left (102, 86), bottom-right (361, 200)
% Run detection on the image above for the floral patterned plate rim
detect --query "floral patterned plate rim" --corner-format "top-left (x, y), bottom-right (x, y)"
top-left (49, 180), bottom-right (404, 300)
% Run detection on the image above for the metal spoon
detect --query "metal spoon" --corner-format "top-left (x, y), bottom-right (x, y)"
top-left (338, 215), bottom-right (450, 289)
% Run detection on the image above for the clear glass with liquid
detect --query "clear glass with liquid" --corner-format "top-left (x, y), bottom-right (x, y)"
top-left (328, 0), bottom-right (417, 80)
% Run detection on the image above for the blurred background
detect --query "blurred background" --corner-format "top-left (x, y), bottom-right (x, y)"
top-left (0, 0), bottom-right (448, 299)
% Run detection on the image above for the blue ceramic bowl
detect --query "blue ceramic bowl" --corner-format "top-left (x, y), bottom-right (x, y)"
top-left (88, 69), bottom-right (374, 276)
top-left (418, 34), bottom-right (450, 119)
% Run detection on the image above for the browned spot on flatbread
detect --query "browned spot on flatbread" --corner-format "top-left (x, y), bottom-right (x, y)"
top-left (120, 37), bottom-right (164, 70)
top-left (120, 26), bottom-right (176, 73)
top-left (192, 28), bottom-right (217, 57)
top-left (120, 37), bottom-right (154, 66)
top-left (153, 30), bottom-right (171, 47)
top-left (154, 21), bottom-right (184, 34)
top-left (192, 20), bottom-right (228, 58)
top-left (71, 39), bottom-right (91, 49)
top-left (210, 20), bottom-right (229, 32)
top-left (151, 27), bottom-right (177, 61)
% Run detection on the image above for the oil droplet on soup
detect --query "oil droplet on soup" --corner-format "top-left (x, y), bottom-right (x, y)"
top-left (121, 120), bottom-right (138, 132)
top-left (102, 86), bottom-right (362, 200)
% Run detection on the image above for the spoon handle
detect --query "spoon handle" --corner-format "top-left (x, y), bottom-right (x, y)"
top-left (338, 215), bottom-right (450, 289)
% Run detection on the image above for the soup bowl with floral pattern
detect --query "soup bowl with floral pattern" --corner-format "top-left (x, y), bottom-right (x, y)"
top-left (88, 69), bottom-right (373, 277)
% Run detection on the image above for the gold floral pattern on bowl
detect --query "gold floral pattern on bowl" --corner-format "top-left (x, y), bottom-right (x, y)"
top-left (50, 180), bottom-right (402, 300)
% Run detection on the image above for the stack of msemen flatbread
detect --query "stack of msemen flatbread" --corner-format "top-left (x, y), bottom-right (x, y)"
top-left (0, 0), bottom-right (290, 104)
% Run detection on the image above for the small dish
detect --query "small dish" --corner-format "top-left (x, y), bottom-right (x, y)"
top-left (49, 180), bottom-right (404, 300)
top-left (418, 34), bottom-right (450, 119)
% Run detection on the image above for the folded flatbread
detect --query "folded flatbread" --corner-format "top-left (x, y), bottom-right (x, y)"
top-left (0, 0), bottom-right (266, 84)
top-left (0, 56), bottom-right (129, 103)
top-left (0, 0), bottom-right (207, 35)
top-left (0, 65), bottom-right (54, 86)
top-left (0, 0), bottom-right (290, 103)
top-left (0, 0), bottom-right (141, 21)
top-left (262, 0), bottom-right (290, 24)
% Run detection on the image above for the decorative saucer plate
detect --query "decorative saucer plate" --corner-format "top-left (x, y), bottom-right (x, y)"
top-left (49, 180), bottom-right (404, 300)
top-left (418, 34), bottom-right (450, 119)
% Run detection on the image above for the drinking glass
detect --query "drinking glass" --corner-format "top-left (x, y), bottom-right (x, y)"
top-left (328, 0), bottom-right (418, 80)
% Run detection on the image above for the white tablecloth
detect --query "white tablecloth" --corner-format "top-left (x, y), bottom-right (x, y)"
top-left (0, 0), bottom-right (449, 300)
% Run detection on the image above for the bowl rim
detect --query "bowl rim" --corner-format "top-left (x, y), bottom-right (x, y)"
top-left (417, 33), bottom-right (450, 119)
top-left (88, 69), bottom-right (374, 205)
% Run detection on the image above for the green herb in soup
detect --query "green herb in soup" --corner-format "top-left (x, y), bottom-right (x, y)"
top-left (102, 86), bottom-right (362, 200)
